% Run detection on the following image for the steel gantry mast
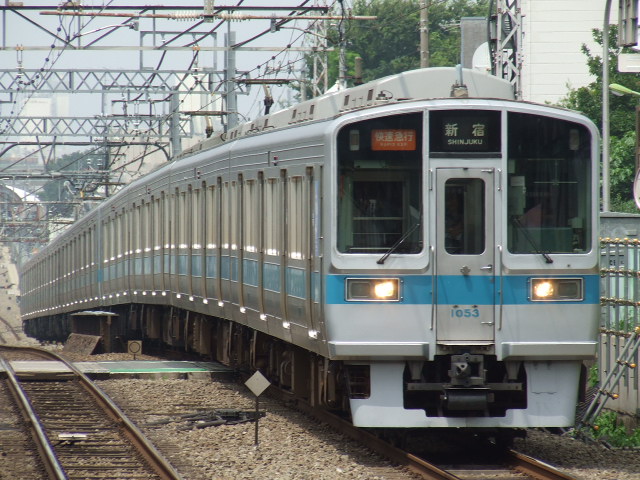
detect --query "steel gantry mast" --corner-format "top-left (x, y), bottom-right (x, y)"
top-left (0, 2), bottom-right (335, 251)
top-left (489, 0), bottom-right (523, 99)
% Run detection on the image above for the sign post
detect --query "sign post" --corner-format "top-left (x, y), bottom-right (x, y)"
top-left (127, 340), bottom-right (142, 360)
top-left (244, 370), bottom-right (271, 446)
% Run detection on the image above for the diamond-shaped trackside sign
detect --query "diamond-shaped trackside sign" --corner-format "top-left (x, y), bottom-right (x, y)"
top-left (245, 370), bottom-right (270, 397)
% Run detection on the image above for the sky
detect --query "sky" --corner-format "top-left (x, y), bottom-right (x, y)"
top-left (0, 1), bottom-right (340, 147)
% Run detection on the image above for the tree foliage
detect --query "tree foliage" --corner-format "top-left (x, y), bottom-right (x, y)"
top-left (558, 26), bottom-right (640, 212)
top-left (40, 148), bottom-right (105, 217)
top-left (316, 0), bottom-right (489, 87)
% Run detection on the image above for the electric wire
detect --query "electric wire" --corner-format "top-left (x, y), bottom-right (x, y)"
top-left (0, 2), bottom-right (338, 238)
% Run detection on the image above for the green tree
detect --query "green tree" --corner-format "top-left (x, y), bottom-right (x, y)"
top-left (314, 0), bottom-right (489, 88)
top-left (40, 148), bottom-right (105, 217)
top-left (558, 26), bottom-right (640, 212)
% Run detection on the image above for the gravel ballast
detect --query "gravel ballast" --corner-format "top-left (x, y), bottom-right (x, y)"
top-left (93, 371), bottom-right (640, 480)
top-left (98, 377), bottom-right (421, 480)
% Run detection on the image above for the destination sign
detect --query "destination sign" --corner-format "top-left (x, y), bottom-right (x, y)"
top-left (371, 129), bottom-right (417, 151)
top-left (429, 110), bottom-right (500, 153)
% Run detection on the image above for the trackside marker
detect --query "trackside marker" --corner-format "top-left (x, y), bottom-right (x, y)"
top-left (245, 370), bottom-right (271, 446)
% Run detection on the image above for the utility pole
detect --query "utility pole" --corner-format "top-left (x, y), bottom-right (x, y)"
top-left (170, 92), bottom-right (182, 156)
top-left (225, 31), bottom-right (239, 131)
top-left (420, 1), bottom-right (429, 68)
top-left (338, 1), bottom-right (348, 90)
top-left (0, 3), bottom-right (372, 248)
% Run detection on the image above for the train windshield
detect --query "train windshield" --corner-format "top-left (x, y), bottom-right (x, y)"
top-left (507, 112), bottom-right (592, 254)
top-left (336, 112), bottom-right (423, 254)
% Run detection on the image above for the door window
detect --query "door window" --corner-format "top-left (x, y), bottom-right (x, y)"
top-left (444, 178), bottom-right (485, 255)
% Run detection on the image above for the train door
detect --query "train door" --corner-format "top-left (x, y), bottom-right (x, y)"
top-left (434, 167), bottom-right (496, 343)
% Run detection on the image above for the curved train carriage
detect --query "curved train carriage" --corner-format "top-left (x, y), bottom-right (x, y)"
top-left (20, 67), bottom-right (600, 430)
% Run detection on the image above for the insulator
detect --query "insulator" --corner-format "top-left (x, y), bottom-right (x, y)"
top-left (171, 11), bottom-right (201, 21)
top-left (218, 13), bottom-right (248, 21)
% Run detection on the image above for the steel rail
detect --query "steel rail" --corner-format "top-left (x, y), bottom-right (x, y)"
top-left (0, 345), bottom-right (184, 480)
top-left (0, 315), bottom-right (22, 342)
top-left (508, 450), bottom-right (578, 480)
top-left (0, 358), bottom-right (67, 480)
top-left (266, 387), bottom-right (459, 480)
top-left (265, 381), bottom-right (577, 480)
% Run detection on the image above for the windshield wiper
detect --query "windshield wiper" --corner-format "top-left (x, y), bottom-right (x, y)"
top-left (511, 217), bottom-right (553, 264)
top-left (377, 223), bottom-right (420, 265)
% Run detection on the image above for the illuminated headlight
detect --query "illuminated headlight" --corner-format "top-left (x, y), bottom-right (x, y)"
top-left (346, 278), bottom-right (400, 301)
top-left (530, 278), bottom-right (583, 301)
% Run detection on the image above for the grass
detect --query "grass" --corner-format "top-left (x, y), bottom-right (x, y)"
top-left (589, 410), bottom-right (640, 448)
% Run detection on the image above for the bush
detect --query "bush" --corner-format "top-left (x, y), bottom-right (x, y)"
top-left (592, 410), bottom-right (640, 447)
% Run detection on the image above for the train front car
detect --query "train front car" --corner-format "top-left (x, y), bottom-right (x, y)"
top-left (326, 94), bottom-right (599, 429)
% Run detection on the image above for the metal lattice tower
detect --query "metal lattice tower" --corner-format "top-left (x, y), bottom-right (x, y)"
top-left (489, 0), bottom-right (523, 99)
top-left (308, 0), bottom-right (330, 97)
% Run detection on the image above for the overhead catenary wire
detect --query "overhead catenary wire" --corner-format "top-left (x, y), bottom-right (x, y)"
top-left (0, 2), bottom-right (353, 238)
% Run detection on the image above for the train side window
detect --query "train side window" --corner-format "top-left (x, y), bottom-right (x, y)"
top-left (221, 182), bottom-right (230, 250)
top-left (243, 179), bottom-right (258, 253)
top-left (102, 220), bottom-right (109, 264)
top-left (206, 184), bottom-right (218, 249)
top-left (153, 198), bottom-right (160, 250)
top-left (116, 213), bottom-right (123, 260)
top-left (230, 180), bottom-right (239, 251)
top-left (168, 193), bottom-right (177, 274)
top-left (287, 176), bottom-right (307, 260)
top-left (264, 178), bottom-right (281, 256)
top-left (191, 188), bottom-right (201, 250)
top-left (135, 205), bottom-right (142, 254)
top-left (179, 191), bottom-right (187, 249)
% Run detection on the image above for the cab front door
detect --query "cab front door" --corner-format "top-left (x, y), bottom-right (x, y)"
top-left (434, 167), bottom-right (497, 343)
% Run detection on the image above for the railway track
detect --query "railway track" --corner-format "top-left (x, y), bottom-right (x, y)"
top-left (271, 388), bottom-right (577, 480)
top-left (432, 449), bottom-right (578, 480)
top-left (0, 313), bottom-right (21, 343)
top-left (0, 373), bottom-right (48, 479)
top-left (0, 345), bottom-right (183, 480)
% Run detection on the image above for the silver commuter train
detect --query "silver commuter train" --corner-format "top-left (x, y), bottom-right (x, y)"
top-left (20, 67), bottom-right (600, 430)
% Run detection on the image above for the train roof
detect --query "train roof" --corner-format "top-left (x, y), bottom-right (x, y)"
top-left (179, 67), bottom-right (515, 159)
top-left (0, 184), bottom-right (41, 204)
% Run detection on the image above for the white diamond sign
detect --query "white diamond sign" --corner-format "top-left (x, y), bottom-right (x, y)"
top-left (245, 370), bottom-right (271, 397)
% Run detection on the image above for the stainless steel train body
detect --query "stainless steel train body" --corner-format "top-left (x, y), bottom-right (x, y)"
top-left (20, 68), bottom-right (600, 429)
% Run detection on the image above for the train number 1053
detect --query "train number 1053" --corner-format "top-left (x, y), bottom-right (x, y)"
top-left (450, 307), bottom-right (480, 318)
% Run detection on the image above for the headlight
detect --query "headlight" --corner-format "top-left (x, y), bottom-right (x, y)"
top-left (530, 278), bottom-right (583, 301)
top-left (346, 278), bottom-right (400, 301)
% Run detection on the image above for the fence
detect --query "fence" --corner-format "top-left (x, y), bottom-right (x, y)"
top-left (598, 237), bottom-right (640, 419)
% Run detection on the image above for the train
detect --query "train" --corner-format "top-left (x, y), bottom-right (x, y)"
top-left (20, 67), bottom-right (600, 433)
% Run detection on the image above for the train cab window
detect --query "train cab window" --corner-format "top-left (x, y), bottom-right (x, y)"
top-left (444, 179), bottom-right (485, 255)
top-left (507, 112), bottom-right (592, 254)
top-left (337, 113), bottom-right (423, 254)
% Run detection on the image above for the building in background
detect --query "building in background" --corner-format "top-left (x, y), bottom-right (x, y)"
top-left (463, 0), bottom-right (615, 105)
top-left (521, 0), bottom-right (612, 104)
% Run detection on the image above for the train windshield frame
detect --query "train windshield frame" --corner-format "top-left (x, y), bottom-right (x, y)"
top-left (336, 112), bottom-right (423, 254)
top-left (506, 111), bottom-right (592, 255)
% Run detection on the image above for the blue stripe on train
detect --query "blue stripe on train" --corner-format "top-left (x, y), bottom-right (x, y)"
top-left (325, 274), bottom-right (600, 305)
